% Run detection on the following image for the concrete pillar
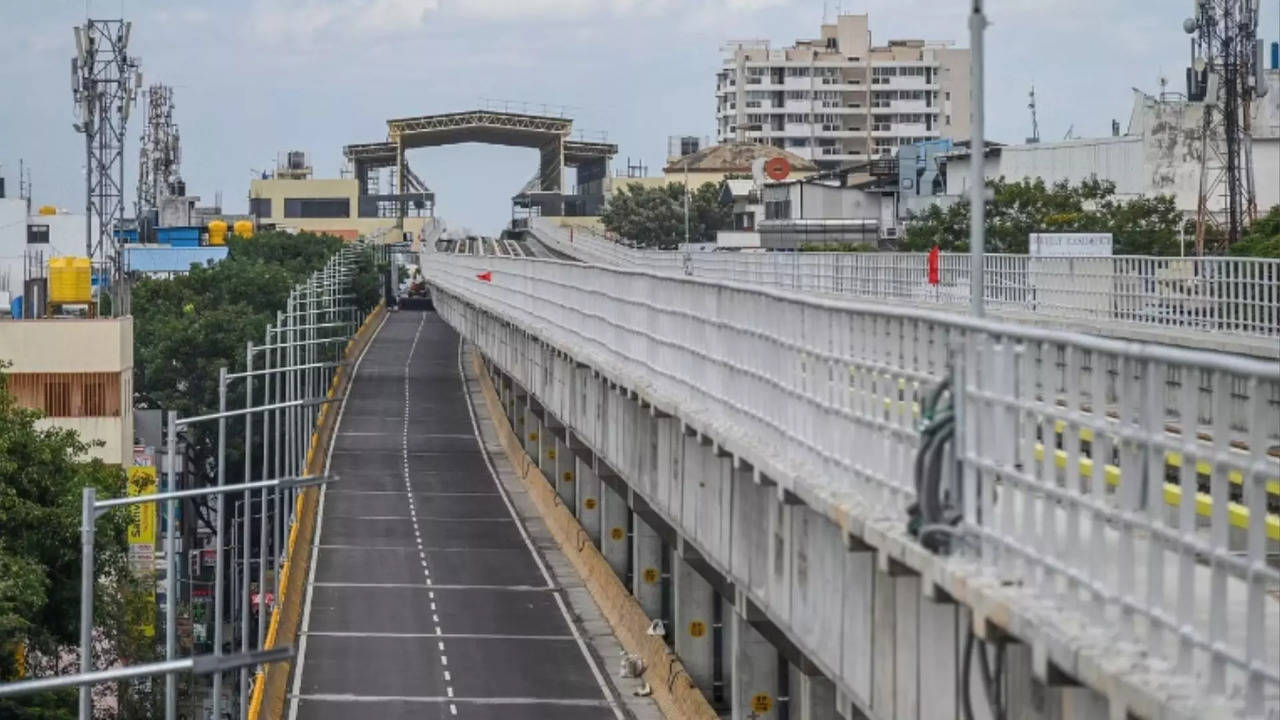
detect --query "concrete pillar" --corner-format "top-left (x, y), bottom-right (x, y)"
top-left (719, 594), bottom-right (734, 706)
top-left (731, 604), bottom-right (779, 720)
top-left (536, 421), bottom-right (555, 479)
top-left (599, 476), bottom-right (629, 580)
top-left (631, 513), bottom-right (663, 619)
top-left (521, 406), bottom-right (538, 459)
top-left (790, 665), bottom-right (837, 720)
top-left (553, 435), bottom-right (574, 507)
top-left (673, 549), bottom-right (715, 697)
top-left (575, 456), bottom-right (601, 546)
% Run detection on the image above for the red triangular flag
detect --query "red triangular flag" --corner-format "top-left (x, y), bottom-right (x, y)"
top-left (477, 271), bottom-right (492, 282)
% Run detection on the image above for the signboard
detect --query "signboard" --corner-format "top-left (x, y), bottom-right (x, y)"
top-left (126, 466), bottom-right (158, 547)
top-left (1028, 233), bottom-right (1113, 257)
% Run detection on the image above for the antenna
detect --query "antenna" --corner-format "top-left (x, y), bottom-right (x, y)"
top-left (1185, 0), bottom-right (1261, 251)
top-left (1027, 85), bottom-right (1040, 143)
top-left (72, 16), bottom-right (141, 313)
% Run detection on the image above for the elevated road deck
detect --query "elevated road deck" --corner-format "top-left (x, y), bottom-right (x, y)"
top-left (289, 310), bottom-right (621, 719)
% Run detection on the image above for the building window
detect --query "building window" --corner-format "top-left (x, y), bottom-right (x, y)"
top-left (945, 91), bottom-right (951, 101)
top-left (249, 198), bottom-right (272, 218)
top-left (7, 372), bottom-right (122, 417)
top-left (826, 37), bottom-right (837, 50)
top-left (764, 198), bottom-right (792, 220)
top-left (283, 197), bottom-right (351, 218)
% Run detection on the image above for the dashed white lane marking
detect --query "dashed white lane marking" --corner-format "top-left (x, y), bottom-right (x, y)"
top-left (401, 314), bottom-right (457, 710)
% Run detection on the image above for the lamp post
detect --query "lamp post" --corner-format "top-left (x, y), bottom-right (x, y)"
top-left (968, 0), bottom-right (988, 317)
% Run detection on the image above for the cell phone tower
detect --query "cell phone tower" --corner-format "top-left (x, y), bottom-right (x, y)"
top-left (1184, 0), bottom-right (1267, 252)
top-left (72, 18), bottom-right (141, 303)
top-left (137, 84), bottom-right (181, 225)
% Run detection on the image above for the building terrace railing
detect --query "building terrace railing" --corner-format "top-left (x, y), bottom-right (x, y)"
top-left (423, 251), bottom-right (1279, 717)
top-left (529, 218), bottom-right (1280, 358)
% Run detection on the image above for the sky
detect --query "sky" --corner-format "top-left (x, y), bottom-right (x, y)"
top-left (1, 0), bottom-right (1277, 235)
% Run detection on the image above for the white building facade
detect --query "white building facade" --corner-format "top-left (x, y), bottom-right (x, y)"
top-left (716, 14), bottom-right (970, 168)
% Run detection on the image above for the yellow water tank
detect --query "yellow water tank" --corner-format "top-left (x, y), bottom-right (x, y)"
top-left (37, 205), bottom-right (57, 216)
top-left (233, 220), bottom-right (253, 239)
top-left (48, 256), bottom-right (92, 304)
top-left (208, 220), bottom-right (228, 246)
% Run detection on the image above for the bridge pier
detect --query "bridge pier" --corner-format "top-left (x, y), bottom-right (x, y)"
top-left (731, 600), bottom-right (780, 720)
top-left (631, 512), bottom-right (664, 619)
top-left (673, 548), bottom-right (716, 697)
top-left (599, 465), bottom-right (630, 580)
top-left (791, 665), bottom-right (838, 720)
top-left (574, 454), bottom-right (601, 546)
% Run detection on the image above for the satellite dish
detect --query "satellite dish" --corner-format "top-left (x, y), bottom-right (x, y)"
top-left (1193, 56), bottom-right (1208, 73)
top-left (1183, 17), bottom-right (1198, 34)
top-left (764, 156), bottom-right (792, 181)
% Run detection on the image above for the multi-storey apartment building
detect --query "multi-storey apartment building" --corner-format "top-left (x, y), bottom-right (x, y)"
top-left (716, 14), bottom-right (970, 168)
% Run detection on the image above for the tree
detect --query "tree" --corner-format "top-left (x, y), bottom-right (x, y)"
top-left (903, 177), bottom-right (1185, 255)
top-left (601, 181), bottom-right (731, 248)
top-left (1229, 205), bottom-right (1280, 258)
top-left (0, 367), bottom-right (143, 718)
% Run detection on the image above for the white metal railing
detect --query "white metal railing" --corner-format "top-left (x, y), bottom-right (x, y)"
top-left (423, 252), bottom-right (1280, 715)
top-left (529, 218), bottom-right (1280, 353)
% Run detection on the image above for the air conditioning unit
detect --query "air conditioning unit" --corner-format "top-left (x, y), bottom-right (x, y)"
top-left (882, 226), bottom-right (900, 239)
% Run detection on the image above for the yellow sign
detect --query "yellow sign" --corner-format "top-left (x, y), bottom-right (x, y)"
top-left (547, 449), bottom-right (557, 460)
top-left (562, 471), bottom-right (574, 482)
top-left (529, 432), bottom-right (539, 442)
top-left (751, 693), bottom-right (773, 713)
top-left (584, 498), bottom-right (597, 510)
top-left (126, 466), bottom-right (158, 545)
top-left (609, 527), bottom-right (625, 541)
top-left (688, 620), bottom-right (706, 638)
top-left (642, 567), bottom-right (659, 584)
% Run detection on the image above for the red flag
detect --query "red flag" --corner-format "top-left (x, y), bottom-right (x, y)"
top-left (927, 245), bottom-right (940, 285)
top-left (476, 271), bottom-right (492, 282)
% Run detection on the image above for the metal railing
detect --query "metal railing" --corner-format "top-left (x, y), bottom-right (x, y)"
top-left (423, 252), bottom-right (1280, 715)
top-left (529, 218), bottom-right (1280, 353)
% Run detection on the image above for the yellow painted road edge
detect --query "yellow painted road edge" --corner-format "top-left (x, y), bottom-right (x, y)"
top-left (246, 301), bottom-right (386, 720)
top-left (471, 350), bottom-right (718, 720)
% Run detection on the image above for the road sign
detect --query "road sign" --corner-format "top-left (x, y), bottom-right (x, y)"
top-left (688, 620), bottom-right (706, 638)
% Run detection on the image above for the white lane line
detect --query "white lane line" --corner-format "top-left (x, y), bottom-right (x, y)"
top-left (402, 314), bottom-right (458, 710)
top-left (296, 694), bottom-right (611, 707)
top-left (456, 339), bottom-right (624, 719)
top-left (287, 308), bottom-right (390, 720)
top-left (304, 631), bottom-right (577, 640)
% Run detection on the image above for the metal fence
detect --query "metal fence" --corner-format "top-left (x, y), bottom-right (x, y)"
top-left (423, 252), bottom-right (1280, 715)
top-left (529, 219), bottom-right (1280, 351)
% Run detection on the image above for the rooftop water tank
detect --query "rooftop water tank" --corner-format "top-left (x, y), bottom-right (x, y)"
top-left (37, 205), bottom-right (57, 216)
top-left (208, 220), bottom-right (228, 246)
top-left (48, 256), bottom-right (92, 304)
top-left (233, 220), bottom-right (253, 239)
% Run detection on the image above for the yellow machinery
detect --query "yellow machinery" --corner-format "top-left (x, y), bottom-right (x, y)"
top-left (208, 220), bottom-right (228, 246)
top-left (37, 205), bottom-right (57, 216)
top-left (48, 256), bottom-right (92, 304)
top-left (233, 220), bottom-right (253, 239)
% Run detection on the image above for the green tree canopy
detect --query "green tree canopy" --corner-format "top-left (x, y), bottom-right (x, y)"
top-left (0, 368), bottom-right (136, 716)
top-left (1229, 205), bottom-right (1280, 258)
top-left (601, 181), bottom-right (732, 248)
top-left (903, 177), bottom-right (1187, 255)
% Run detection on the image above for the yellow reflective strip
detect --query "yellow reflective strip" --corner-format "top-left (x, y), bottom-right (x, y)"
top-left (1033, 443), bottom-right (1280, 541)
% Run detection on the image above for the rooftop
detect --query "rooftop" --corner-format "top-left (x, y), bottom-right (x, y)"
top-left (664, 142), bottom-right (818, 174)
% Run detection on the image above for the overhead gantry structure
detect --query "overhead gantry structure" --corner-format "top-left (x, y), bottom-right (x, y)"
top-left (343, 110), bottom-right (618, 209)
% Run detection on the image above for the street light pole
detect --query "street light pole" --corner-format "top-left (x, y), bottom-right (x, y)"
top-left (79, 487), bottom-right (96, 719)
top-left (165, 410), bottom-right (178, 719)
top-left (212, 366), bottom-right (227, 720)
top-left (968, 0), bottom-right (988, 317)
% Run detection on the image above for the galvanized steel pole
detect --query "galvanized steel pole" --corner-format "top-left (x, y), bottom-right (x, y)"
top-left (240, 342), bottom-right (253, 720)
top-left (78, 487), bottom-right (95, 719)
top-left (212, 366), bottom-right (227, 720)
top-left (258, 329), bottom-right (271, 653)
top-left (968, 0), bottom-right (988, 317)
top-left (165, 410), bottom-right (178, 719)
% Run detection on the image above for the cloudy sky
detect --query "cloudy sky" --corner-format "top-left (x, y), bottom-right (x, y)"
top-left (2, 0), bottom-right (1276, 234)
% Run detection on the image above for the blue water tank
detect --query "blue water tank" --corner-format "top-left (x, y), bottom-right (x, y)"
top-left (10, 295), bottom-right (21, 319)
top-left (1271, 41), bottom-right (1278, 71)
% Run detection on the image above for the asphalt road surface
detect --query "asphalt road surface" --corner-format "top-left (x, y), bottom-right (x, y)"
top-left (289, 310), bottom-right (621, 719)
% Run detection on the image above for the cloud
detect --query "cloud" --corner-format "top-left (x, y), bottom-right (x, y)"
top-left (248, 0), bottom-right (438, 41)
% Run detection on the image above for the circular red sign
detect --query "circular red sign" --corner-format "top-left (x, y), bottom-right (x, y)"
top-left (764, 157), bottom-right (791, 181)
